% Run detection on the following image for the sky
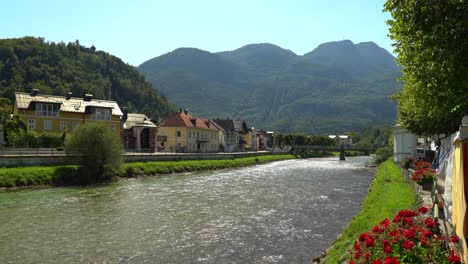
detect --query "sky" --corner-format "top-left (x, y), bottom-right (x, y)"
top-left (1, 0), bottom-right (393, 66)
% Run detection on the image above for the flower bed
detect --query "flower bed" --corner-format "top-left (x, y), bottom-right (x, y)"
top-left (411, 168), bottom-right (436, 185)
top-left (349, 207), bottom-right (460, 264)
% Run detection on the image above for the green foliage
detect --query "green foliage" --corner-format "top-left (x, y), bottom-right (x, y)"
top-left (139, 41), bottom-right (401, 133)
top-left (384, 0), bottom-right (468, 135)
top-left (296, 150), bottom-right (332, 158)
top-left (324, 160), bottom-right (416, 263)
top-left (351, 125), bottom-right (394, 149)
top-left (374, 146), bottom-right (393, 164)
top-left (0, 37), bottom-right (176, 120)
top-left (120, 155), bottom-right (295, 177)
top-left (37, 132), bottom-right (63, 147)
top-left (65, 123), bottom-right (123, 184)
top-left (274, 133), bottom-right (334, 147)
top-left (0, 165), bottom-right (78, 188)
top-left (0, 155), bottom-right (294, 188)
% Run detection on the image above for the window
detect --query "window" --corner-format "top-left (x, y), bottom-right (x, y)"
top-left (188, 131), bottom-right (191, 138)
top-left (28, 119), bottom-right (36, 129)
top-left (176, 131), bottom-right (181, 137)
top-left (44, 120), bottom-right (52, 131)
top-left (72, 122), bottom-right (80, 131)
top-left (36, 103), bottom-right (59, 117)
top-left (60, 121), bottom-right (67, 131)
top-left (109, 124), bottom-right (115, 131)
top-left (91, 107), bottom-right (111, 120)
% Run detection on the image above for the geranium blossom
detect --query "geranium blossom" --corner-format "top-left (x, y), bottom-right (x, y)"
top-left (349, 208), bottom-right (458, 264)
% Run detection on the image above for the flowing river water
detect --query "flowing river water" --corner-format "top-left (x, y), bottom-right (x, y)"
top-left (0, 157), bottom-right (374, 263)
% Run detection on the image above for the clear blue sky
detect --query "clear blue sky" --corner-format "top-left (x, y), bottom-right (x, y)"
top-left (2, 0), bottom-right (393, 66)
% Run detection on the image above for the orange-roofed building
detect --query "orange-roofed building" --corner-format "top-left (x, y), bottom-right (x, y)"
top-left (158, 109), bottom-right (219, 152)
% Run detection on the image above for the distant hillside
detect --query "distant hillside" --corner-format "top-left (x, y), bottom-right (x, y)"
top-left (0, 37), bottom-right (176, 119)
top-left (139, 40), bottom-right (401, 133)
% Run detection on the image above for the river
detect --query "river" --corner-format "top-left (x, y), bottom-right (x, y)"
top-left (0, 156), bottom-right (374, 263)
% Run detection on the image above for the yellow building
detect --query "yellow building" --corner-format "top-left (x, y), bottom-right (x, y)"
top-left (14, 90), bottom-right (122, 137)
top-left (158, 110), bottom-right (219, 152)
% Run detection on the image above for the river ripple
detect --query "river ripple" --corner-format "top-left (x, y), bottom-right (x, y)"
top-left (0, 156), bottom-right (374, 263)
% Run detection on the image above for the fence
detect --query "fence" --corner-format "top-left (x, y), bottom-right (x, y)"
top-left (0, 147), bottom-right (288, 167)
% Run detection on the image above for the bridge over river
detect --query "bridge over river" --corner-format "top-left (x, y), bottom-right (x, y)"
top-left (290, 145), bottom-right (378, 160)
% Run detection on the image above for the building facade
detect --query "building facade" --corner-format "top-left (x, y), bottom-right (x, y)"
top-left (122, 110), bottom-right (158, 151)
top-left (212, 119), bottom-right (249, 152)
top-left (158, 110), bottom-right (219, 152)
top-left (13, 91), bottom-right (122, 137)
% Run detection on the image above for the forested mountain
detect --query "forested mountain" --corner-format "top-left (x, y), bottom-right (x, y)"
top-left (0, 37), bottom-right (176, 119)
top-left (139, 40), bottom-right (400, 133)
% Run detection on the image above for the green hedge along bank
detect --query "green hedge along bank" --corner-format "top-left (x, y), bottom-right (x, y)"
top-left (0, 154), bottom-right (295, 188)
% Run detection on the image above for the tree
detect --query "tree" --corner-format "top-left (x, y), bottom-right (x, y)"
top-left (1, 97), bottom-right (28, 146)
top-left (384, 0), bottom-right (468, 136)
top-left (65, 123), bottom-right (122, 184)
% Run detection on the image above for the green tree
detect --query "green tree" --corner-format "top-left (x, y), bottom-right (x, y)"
top-left (384, 0), bottom-right (468, 136)
top-left (65, 123), bottom-right (122, 184)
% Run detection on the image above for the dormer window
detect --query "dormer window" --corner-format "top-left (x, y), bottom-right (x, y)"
top-left (91, 107), bottom-right (111, 120)
top-left (36, 103), bottom-right (59, 117)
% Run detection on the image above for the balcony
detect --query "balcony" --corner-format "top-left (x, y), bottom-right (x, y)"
top-left (196, 137), bottom-right (209, 142)
top-left (157, 135), bottom-right (167, 141)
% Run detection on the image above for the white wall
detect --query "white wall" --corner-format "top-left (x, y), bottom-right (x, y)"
top-left (393, 125), bottom-right (418, 162)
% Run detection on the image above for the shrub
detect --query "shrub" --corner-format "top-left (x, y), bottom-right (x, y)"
top-left (374, 146), bottom-right (393, 164)
top-left (38, 132), bottom-right (63, 147)
top-left (349, 207), bottom-right (459, 264)
top-left (65, 123), bottom-right (122, 184)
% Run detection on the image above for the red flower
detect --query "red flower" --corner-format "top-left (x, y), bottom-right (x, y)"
top-left (372, 225), bottom-right (384, 233)
top-left (384, 245), bottom-right (392, 254)
top-left (450, 235), bottom-right (459, 243)
top-left (359, 232), bottom-right (370, 242)
top-left (365, 252), bottom-right (370, 261)
top-left (380, 218), bottom-right (390, 228)
top-left (418, 206), bottom-right (428, 214)
top-left (424, 217), bottom-right (438, 228)
top-left (384, 256), bottom-right (400, 264)
top-left (421, 236), bottom-right (427, 246)
top-left (365, 237), bottom-right (375, 247)
top-left (403, 240), bottom-right (415, 250)
top-left (372, 260), bottom-right (383, 264)
top-left (404, 229), bottom-right (416, 238)
top-left (353, 242), bottom-right (362, 252)
top-left (448, 252), bottom-right (461, 264)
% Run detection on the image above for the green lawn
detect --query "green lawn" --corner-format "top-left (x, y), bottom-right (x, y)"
top-left (324, 159), bottom-right (416, 263)
top-left (120, 154), bottom-right (295, 177)
top-left (0, 154), bottom-right (295, 188)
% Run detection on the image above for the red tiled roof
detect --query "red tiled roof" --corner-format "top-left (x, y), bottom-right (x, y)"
top-left (159, 112), bottom-right (218, 131)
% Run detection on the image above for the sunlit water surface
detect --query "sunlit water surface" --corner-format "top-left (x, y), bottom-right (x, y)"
top-left (0, 157), bottom-right (374, 263)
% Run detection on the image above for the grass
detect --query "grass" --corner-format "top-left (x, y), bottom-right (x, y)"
top-left (323, 159), bottom-right (416, 263)
top-left (0, 154), bottom-right (295, 188)
top-left (120, 154), bottom-right (295, 177)
top-left (0, 165), bottom-right (77, 188)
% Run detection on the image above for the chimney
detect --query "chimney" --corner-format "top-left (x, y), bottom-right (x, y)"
top-left (122, 107), bottom-right (128, 122)
top-left (66, 92), bottom-right (72, 100)
top-left (184, 109), bottom-right (189, 115)
top-left (84, 94), bottom-right (93, 101)
top-left (30, 89), bottom-right (39, 97)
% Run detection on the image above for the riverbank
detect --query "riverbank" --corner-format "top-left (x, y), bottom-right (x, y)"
top-left (319, 159), bottom-right (416, 263)
top-left (0, 154), bottom-right (295, 189)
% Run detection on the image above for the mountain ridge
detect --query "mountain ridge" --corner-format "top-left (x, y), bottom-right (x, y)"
top-left (138, 40), bottom-right (400, 133)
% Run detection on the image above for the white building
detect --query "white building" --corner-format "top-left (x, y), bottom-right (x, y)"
top-left (393, 124), bottom-right (418, 163)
